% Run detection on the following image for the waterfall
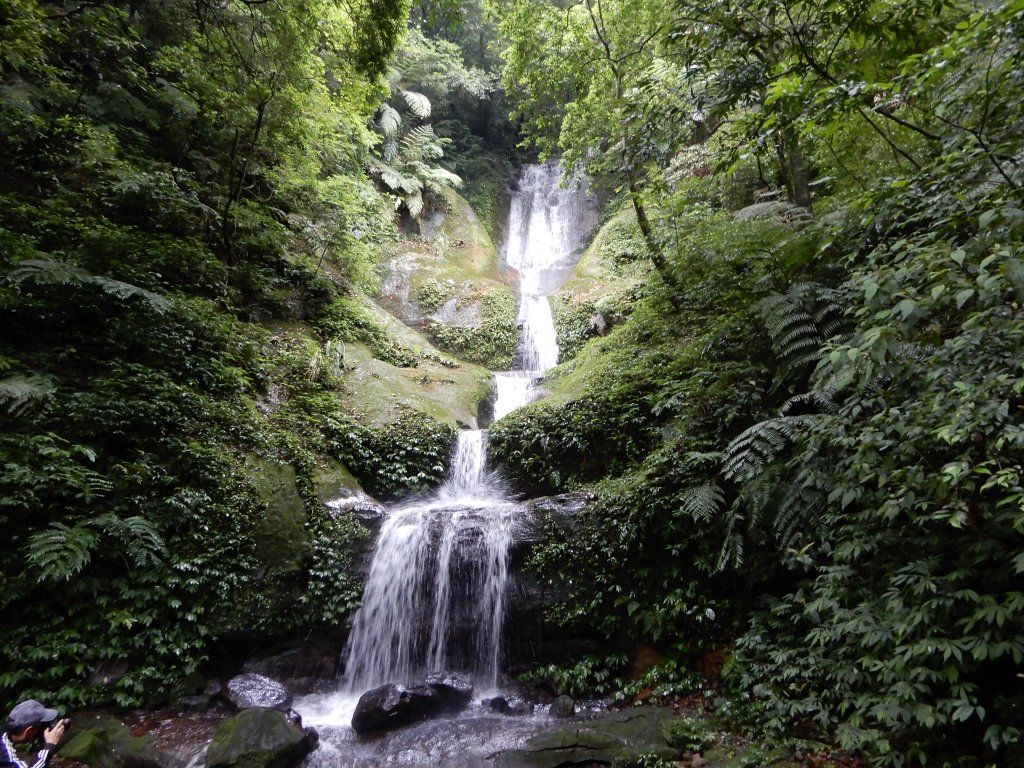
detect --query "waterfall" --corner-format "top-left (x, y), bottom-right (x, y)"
top-left (336, 161), bottom-right (596, 704)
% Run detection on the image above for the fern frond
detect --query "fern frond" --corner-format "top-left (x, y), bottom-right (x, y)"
top-left (678, 483), bottom-right (725, 523)
top-left (27, 523), bottom-right (98, 581)
top-left (681, 450), bottom-right (725, 471)
top-left (399, 89), bottom-right (432, 118)
top-left (723, 415), bottom-right (817, 482)
top-left (101, 514), bottom-right (166, 567)
top-left (0, 373), bottom-right (56, 414)
top-left (779, 390), bottom-right (839, 415)
top-left (378, 103), bottom-right (402, 136)
top-left (422, 167), bottom-right (462, 188)
top-left (10, 259), bottom-right (172, 314)
top-left (383, 138), bottom-right (399, 164)
top-left (405, 190), bottom-right (424, 219)
top-left (401, 124), bottom-right (438, 157)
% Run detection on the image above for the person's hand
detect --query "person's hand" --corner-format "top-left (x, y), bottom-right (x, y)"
top-left (42, 720), bottom-right (65, 746)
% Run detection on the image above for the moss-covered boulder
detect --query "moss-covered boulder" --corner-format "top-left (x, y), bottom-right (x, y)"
top-left (246, 458), bottom-right (312, 576)
top-left (58, 713), bottom-right (160, 768)
top-left (205, 708), bottom-right (315, 768)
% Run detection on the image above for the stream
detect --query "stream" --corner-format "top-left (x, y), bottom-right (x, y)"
top-left (294, 163), bottom-right (598, 766)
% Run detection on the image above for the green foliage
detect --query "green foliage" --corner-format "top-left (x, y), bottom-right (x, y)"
top-left (321, 407), bottom-right (456, 500)
top-left (416, 278), bottom-right (449, 313)
top-left (611, 752), bottom-right (675, 768)
top-left (549, 296), bottom-right (598, 364)
top-left (660, 715), bottom-right (714, 753)
top-left (0, 0), bottom-right (409, 708)
top-left (425, 287), bottom-right (518, 369)
top-left (521, 653), bottom-right (629, 698)
top-left (312, 296), bottom-right (418, 367)
top-left (294, 507), bottom-right (368, 627)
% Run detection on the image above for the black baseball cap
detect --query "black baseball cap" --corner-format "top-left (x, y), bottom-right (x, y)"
top-left (6, 700), bottom-right (60, 730)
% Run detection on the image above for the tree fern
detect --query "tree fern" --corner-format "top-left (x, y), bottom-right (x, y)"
top-left (757, 282), bottom-right (848, 375)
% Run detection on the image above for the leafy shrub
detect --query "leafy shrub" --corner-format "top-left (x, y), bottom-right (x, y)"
top-left (425, 287), bottom-right (517, 369)
top-left (322, 407), bottom-right (456, 500)
top-left (549, 296), bottom-right (598, 363)
top-left (521, 653), bottom-right (629, 698)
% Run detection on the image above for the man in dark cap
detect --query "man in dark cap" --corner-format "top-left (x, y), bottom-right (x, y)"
top-left (1, 700), bottom-right (66, 768)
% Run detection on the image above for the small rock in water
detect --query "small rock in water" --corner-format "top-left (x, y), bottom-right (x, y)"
top-left (483, 695), bottom-right (535, 716)
top-left (178, 695), bottom-right (210, 711)
top-left (549, 695), bottom-right (576, 718)
top-left (425, 672), bottom-right (473, 712)
top-left (224, 672), bottom-right (293, 711)
top-left (351, 682), bottom-right (442, 733)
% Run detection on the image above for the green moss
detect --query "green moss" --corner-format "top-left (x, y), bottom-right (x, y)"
top-left (245, 458), bottom-right (313, 575)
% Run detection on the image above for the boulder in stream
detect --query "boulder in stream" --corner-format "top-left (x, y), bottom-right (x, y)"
top-left (483, 695), bottom-right (535, 716)
top-left (205, 708), bottom-right (316, 768)
top-left (351, 682), bottom-right (443, 733)
top-left (549, 695), bottom-right (576, 718)
top-left (425, 672), bottom-right (474, 712)
top-left (224, 672), bottom-right (293, 711)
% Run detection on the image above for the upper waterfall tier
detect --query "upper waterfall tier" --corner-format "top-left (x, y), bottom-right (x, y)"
top-left (503, 162), bottom-right (599, 297)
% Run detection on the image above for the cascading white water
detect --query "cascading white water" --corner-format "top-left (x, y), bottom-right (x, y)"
top-left (324, 162), bottom-right (596, 721)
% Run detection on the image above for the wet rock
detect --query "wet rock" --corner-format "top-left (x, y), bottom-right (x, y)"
top-left (351, 682), bottom-right (442, 734)
top-left (483, 695), bottom-right (535, 716)
top-left (549, 695), bottom-right (576, 718)
top-left (494, 707), bottom-right (678, 768)
top-left (424, 672), bottom-right (473, 713)
top-left (242, 647), bottom-right (338, 683)
top-left (205, 708), bottom-right (316, 768)
top-left (224, 673), bottom-right (293, 712)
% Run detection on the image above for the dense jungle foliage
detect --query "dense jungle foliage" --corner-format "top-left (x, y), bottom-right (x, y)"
top-left (0, 0), bottom-right (506, 707)
top-left (492, 0), bottom-right (1024, 764)
top-left (1, 0), bottom-right (1022, 765)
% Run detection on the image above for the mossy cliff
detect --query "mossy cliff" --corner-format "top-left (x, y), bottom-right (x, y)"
top-left (377, 187), bottom-right (518, 370)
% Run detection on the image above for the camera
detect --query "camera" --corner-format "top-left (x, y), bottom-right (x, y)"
top-left (46, 718), bottom-right (69, 730)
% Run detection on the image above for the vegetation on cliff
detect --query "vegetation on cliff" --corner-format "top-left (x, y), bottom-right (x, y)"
top-left (0, 0), bottom-right (501, 707)
top-left (494, 0), bottom-right (1024, 763)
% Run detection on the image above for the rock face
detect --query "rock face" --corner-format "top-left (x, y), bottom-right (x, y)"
top-left (224, 673), bottom-right (293, 712)
top-left (350, 683), bottom-right (442, 734)
top-left (205, 708), bottom-right (316, 768)
top-left (246, 459), bottom-right (312, 576)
